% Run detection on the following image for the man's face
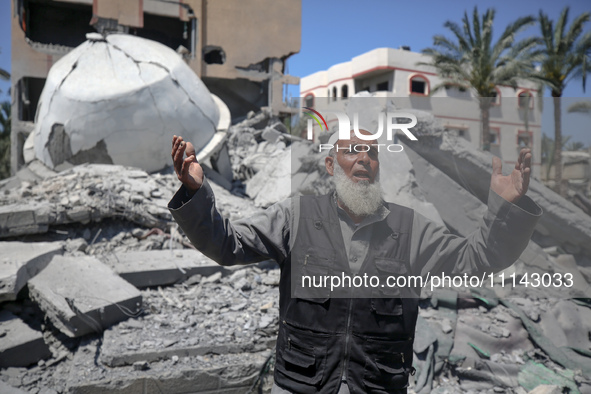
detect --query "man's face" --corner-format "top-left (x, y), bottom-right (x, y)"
top-left (325, 130), bottom-right (379, 184)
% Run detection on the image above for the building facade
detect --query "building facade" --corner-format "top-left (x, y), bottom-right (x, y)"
top-left (300, 47), bottom-right (542, 178)
top-left (10, 0), bottom-right (301, 175)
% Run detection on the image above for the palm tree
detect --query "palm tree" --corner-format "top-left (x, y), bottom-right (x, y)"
top-left (537, 7), bottom-right (591, 195)
top-left (420, 7), bottom-right (539, 151)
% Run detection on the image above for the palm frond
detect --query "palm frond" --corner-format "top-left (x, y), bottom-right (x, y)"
top-left (563, 11), bottom-right (589, 52)
top-left (567, 100), bottom-right (591, 114)
top-left (554, 7), bottom-right (569, 54)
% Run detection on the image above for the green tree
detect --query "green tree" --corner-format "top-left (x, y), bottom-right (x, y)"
top-left (0, 101), bottom-right (11, 180)
top-left (420, 7), bottom-right (539, 151)
top-left (565, 141), bottom-right (586, 151)
top-left (537, 7), bottom-right (591, 195)
top-left (567, 100), bottom-right (591, 114)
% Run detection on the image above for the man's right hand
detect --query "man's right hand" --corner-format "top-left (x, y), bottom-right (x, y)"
top-left (172, 135), bottom-right (203, 195)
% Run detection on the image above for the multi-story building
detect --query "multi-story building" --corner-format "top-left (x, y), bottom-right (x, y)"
top-left (300, 47), bottom-right (542, 177)
top-left (10, 0), bottom-right (301, 175)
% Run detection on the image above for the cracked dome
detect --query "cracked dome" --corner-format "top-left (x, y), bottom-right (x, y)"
top-left (32, 33), bottom-right (220, 172)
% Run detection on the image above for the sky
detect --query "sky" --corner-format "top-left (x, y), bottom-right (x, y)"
top-left (1, 0), bottom-right (590, 144)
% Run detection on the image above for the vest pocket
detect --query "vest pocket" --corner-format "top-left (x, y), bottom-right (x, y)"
top-left (293, 248), bottom-right (334, 300)
top-left (362, 339), bottom-right (411, 390)
top-left (370, 258), bottom-right (408, 316)
top-left (373, 258), bottom-right (408, 297)
top-left (276, 323), bottom-right (328, 386)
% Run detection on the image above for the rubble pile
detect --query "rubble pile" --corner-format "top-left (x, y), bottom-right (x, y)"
top-left (0, 109), bottom-right (590, 393)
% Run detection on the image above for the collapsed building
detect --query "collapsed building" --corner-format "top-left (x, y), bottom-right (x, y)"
top-left (1, 99), bottom-right (591, 392)
top-left (3, 1), bottom-right (591, 392)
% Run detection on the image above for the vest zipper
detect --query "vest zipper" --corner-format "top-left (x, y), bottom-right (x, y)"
top-left (340, 297), bottom-right (354, 383)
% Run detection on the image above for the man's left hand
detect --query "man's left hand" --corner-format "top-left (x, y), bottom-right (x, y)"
top-left (490, 148), bottom-right (532, 204)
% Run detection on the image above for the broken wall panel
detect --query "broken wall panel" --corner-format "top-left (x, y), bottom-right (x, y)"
top-left (28, 255), bottom-right (142, 338)
top-left (0, 241), bottom-right (64, 302)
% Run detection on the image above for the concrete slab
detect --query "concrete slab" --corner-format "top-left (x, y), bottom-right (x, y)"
top-left (0, 310), bottom-right (51, 368)
top-left (66, 338), bottom-right (268, 394)
top-left (28, 256), bottom-right (142, 338)
top-left (406, 145), bottom-right (581, 298)
top-left (101, 329), bottom-right (275, 367)
top-left (402, 133), bottom-right (591, 255)
top-left (406, 147), bottom-right (486, 234)
top-left (0, 202), bottom-right (51, 238)
top-left (0, 241), bottom-right (64, 302)
top-left (98, 250), bottom-right (228, 288)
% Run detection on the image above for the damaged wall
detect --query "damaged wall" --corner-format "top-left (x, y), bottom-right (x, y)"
top-left (31, 33), bottom-right (219, 172)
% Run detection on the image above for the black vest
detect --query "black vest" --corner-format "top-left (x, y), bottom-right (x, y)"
top-left (274, 194), bottom-right (419, 394)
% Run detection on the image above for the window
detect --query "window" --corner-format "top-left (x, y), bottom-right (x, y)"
top-left (489, 127), bottom-right (500, 145)
top-left (21, 1), bottom-right (94, 48)
top-left (444, 125), bottom-right (469, 139)
top-left (517, 130), bottom-right (532, 148)
top-left (203, 46), bottom-right (225, 64)
top-left (376, 81), bottom-right (389, 91)
top-left (411, 80), bottom-right (426, 94)
top-left (341, 84), bottom-right (348, 99)
top-left (332, 87), bottom-right (337, 101)
top-left (490, 88), bottom-right (501, 106)
top-left (304, 94), bottom-right (314, 108)
top-left (409, 74), bottom-right (429, 95)
top-left (518, 90), bottom-right (533, 109)
top-left (18, 77), bottom-right (46, 122)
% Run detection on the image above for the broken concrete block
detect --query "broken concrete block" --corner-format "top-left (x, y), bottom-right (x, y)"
top-left (0, 241), bottom-right (64, 302)
top-left (32, 33), bottom-right (220, 173)
top-left (0, 202), bottom-right (51, 238)
top-left (528, 385), bottom-right (563, 394)
top-left (98, 250), bottom-right (227, 288)
top-left (405, 147), bottom-right (486, 233)
top-left (0, 311), bottom-right (51, 368)
top-left (68, 337), bottom-right (267, 394)
top-left (402, 133), bottom-right (591, 256)
top-left (28, 256), bottom-right (142, 338)
top-left (0, 380), bottom-right (28, 394)
top-left (379, 145), bottom-right (444, 226)
top-left (246, 149), bottom-right (291, 208)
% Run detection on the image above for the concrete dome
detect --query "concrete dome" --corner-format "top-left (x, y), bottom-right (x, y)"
top-left (33, 33), bottom-right (219, 172)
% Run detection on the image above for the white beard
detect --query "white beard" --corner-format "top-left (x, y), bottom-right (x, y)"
top-left (333, 161), bottom-right (383, 217)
